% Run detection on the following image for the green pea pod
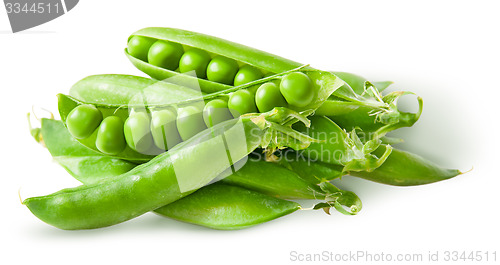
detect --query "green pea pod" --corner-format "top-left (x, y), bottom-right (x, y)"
top-left (58, 70), bottom-right (342, 161)
top-left (154, 183), bottom-right (300, 230)
top-left (34, 119), bottom-right (300, 230)
top-left (125, 27), bottom-right (412, 136)
top-left (23, 108), bottom-right (319, 230)
top-left (35, 120), bottom-right (302, 229)
top-left (35, 118), bottom-right (361, 218)
top-left (348, 146), bottom-right (462, 186)
top-left (126, 27), bottom-right (308, 93)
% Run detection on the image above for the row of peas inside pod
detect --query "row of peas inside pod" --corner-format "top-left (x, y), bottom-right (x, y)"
top-left (127, 35), bottom-right (269, 86)
top-left (127, 35), bottom-right (315, 109)
top-left (62, 69), bottom-right (319, 158)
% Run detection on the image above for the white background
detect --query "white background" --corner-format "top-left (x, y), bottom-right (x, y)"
top-left (1, 0), bottom-right (499, 264)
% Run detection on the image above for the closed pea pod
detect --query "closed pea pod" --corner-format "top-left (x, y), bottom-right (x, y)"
top-left (150, 109), bottom-right (182, 150)
top-left (66, 104), bottom-right (102, 139)
top-left (155, 183), bottom-right (300, 230)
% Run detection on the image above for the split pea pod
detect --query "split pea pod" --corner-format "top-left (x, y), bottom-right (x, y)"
top-left (126, 28), bottom-right (421, 138)
top-left (39, 119), bottom-right (361, 212)
top-left (23, 108), bottom-right (319, 230)
top-left (60, 71), bottom-right (342, 162)
top-left (33, 118), bottom-right (360, 229)
top-left (126, 27), bottom-right (308, 93)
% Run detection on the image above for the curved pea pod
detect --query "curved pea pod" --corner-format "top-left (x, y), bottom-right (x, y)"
top-left (126, 27), bottom-right (307, 93)
top-left (36, 121), bottom-right (302, 229)
top-left (317, 73), bottom-right (423, 138)
top-left (154, 183), bottom-right (300, 230)
top-left (347, 146), bottom-right (462, 186)
top-left (23, 108), bottom-right (319, 229)
top-left (33, 119), bottom-right (360, 230)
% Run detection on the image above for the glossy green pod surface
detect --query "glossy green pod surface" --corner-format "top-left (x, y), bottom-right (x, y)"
top-left (348, 146), bottom-right (462, 186)
top-left (155, 183), bottom-right (300, 230)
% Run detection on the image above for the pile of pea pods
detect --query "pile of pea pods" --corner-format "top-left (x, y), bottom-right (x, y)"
top-left (25, 27), bottom-right (461, 230)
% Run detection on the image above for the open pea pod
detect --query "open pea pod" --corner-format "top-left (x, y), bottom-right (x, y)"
top-left (126, 27), bottom-right (309, 93)
top-left (25, 108), bottom-right (360, 230)
top-left (34, 119), bottom-right (362, 222)
top-left (58, 70), bottom-right (342, 162)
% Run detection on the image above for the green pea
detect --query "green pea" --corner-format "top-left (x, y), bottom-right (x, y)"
top-left (148, 40), bottom-right (184, 71)
top-left (150, 109), bottom-right (182, 150)
top-left (176, 106), bottom-right (207, 141)
top-left (279, 72), bottom-right (314, 107)
top-left (66, 104), bottom-right (103, 139)
top-left (124, 112), bottom-right (153, 153)
top-left (206, 56), bottom-right (239, 85)
top-left (228, 90), bottom-right (257, 117)
top-left (233, 65), bottom-right (264, 86)
top-left (255, 82), bottom-right (288, 112)
top-left (96, 116), bottom-right (126, 155)
top-left (179, 49), bottom-right (211, 79)
top-left (203, 99), bottom-right (233, 127)
top-left (127, 36), bottom-right (156, 62)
